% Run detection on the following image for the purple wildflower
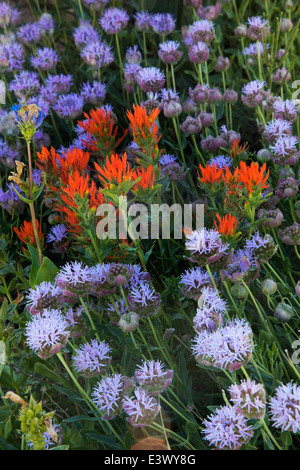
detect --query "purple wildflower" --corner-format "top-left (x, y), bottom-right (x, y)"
top-left (92, 374), bottom-right (124, 420)
top-left (135, 360), bottom-right (173, 396)
top-left (80, 40), bottom-right (114, 69)
top-left (46, 224), bottom-right (68, 244)
top-left (180, 266), bottom-right (212, 300)
top-left (26, 281), bottom-right (64, 315)
top-left (127, 282), bottom-right (161, 317)
top-left (273, 99), bottom-right (298, 123)
top-left (73, 339), bottom-right (112, 377)
top-left (25, 309), bottom-right (70, 360)
top-left (0, 138), bottom-right (18, 168)
top-left (56, 261), bottom-right (92, 297)
top-left (188, 41), bottom-right (210, 63)
top-left (208, 155), bottom-right (232, 169)
top-left (134, 11), bottom-right (151, 31)
top-left (247, 16), bottom-right (270, 40)
top-left (264, 118), bottom-right (292, 144)
top-left (9, 71), bottom-right (40, 99)
top-left (149, 13), bottom-right (175, 37)
top-left (241, 80), bottom-right (269, 107)
top-left (73, 20), bottom-right (101, 48)
top-left (122, 388), bottom-right (160, 427)
top-left (229, 379), bottom-right (266, 419)
top-left (82, 0), bottom-right (109, 10)
top-left (0, 41), bottom-right (25, 72)
top-left (53, 93), bottom-right (84, 120)
top-left (136, 67), bottom-right (165, 93)
top-left (99, 7), bottom-right (129, 34)
top-left (269, 382), bottom-right (300, 433)
top-left (185, 228), bottom-right (230, 270)
top-left (45, 74), bottom-right (73, 94)
top-left (191, 318), bottom-right (254, 371)
top-left (183, 20), bottom-right (215, 46)
top-left (124, 63), bottom-right (141, 85)
top-left (81, 81), bottom-right (106, 105)
top-left (269, 135), bottom-right (299, 165)
top-left (158, 40), bottom-right (182, 65)
top-left (17, 22), bottom-right (41, 44)
top-left (38, 13), bottom-right (55, 36)
top-left (126, 45), bottom-right (142, 64)
top-left (31, 47), bottom-right (59, 71)
top-left (203, 405), bottom-right (253, 450)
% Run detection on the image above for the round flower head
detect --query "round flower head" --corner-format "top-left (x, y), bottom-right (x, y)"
top-left (278, 222), bottom-right (300, 246)
top-left (46, 224), bottom-right (68, 244)
top-left (269, 135), bottom-right (299, 165)
top-left (180, 266), bottom-right (212, 300)
top-left (25, 309), bottom-right (70, 359)
top-left (245, 232), bottom-right (277, 263)
top-left (80, 40), bottom-right (114, 69)
top-left (275, 177), bottom-right (298, 199)
top-left (83, 0), bottom-right (109, 11)
top-left (124, 63), bottom-right (141, 85)
top-left (135, 360), bottom-right (173, 396)
top-left (208, 155), bottom-right (232, 169)
top-left (53, 93), bottom-right (84, 120)
top-left (247, 16), bottom-right (270, 40)
top-left (73, 339), bottom-right (112, 377)
top-left (183, 20), bottom-right (215, 46)
top-left (149, 13), bottom-right (175, 37)
top-left (158, 40), bottom-right (182, 64)
top-left (136, 67), bottom-right (165, 93)
top-left (229, 379), bottom-right (266, 419)
top-left (242, 41), bottom-right (267, 61)
top-left (26, 281), bottom-right (64, 315)
top-left (127, 282), bottom-right (161, 317)
top-left (0, 40), bottom-right (25, 72)
top-left (56, 261), bottom-right (92, 297)
top-left (273, 99), bottom-right (298, 123)
top-left (105, 263), bottom-right (135, 286)
top-left (38, 12), bottom-right (55, 36)
top-left (188, 41), bottom-right (210, 64)
top-left (92, 374), bottom-right (124, 420)
top-left (45, 74), bottom-right (73, 94)
top-left (17, 22), bottom-right (41, 44)
top-left (196, 286), bottom-right (228, 314)
top-left (269, 382), bottom-right (300, 433)
top-left (9, 71), bottom-right (40, 99)
top-left (30, 47), bottom-right (59, 71)
top-left (81, 80), bottom-right (106, 105)
top-left (134, 11), bottom-right (151, 31)
top-left (124, 264), bottom-right (151, 289)
top-left (264, 118), bottom-right (292, 144)
top-left (203, 405), bottom-right (253, 450)
top-left (99, 7), bottom-right (129, 34)
top-left (185, 228), bottom-right (230, 270)
top-left (126, 45), bottom-right (142, 64)
top-left (241, 80), bottom-right (268, 107)
top-left (257, 207), bottom-right (284, 228)
top-left (191, 318), bottom-right (254, 371)
top-left (89, 263), bottom-right (117, 296)
top-left (122, 388), bottom-right (160, 427)
top-left (73, 20), bottom-right (100, 48)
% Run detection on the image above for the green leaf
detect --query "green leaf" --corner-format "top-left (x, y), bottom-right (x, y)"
top-left (34, 362), bottom-right (71, 389)
top-left (281, 431), bottom-right (293, 449)
top-left (28, 245), bottom-right (41, 287)
top-left (34, 257), bottom-right (59, 285)
top-left (50, 445), bottom-right (70, 450)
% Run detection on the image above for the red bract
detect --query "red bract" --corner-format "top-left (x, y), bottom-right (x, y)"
top-left (78, 108), bottom-right (128, 156)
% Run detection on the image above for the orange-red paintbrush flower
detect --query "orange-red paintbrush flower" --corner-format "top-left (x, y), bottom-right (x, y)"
top-left (238, 161), bottom-right (269, 193)
top-left (14, 220), bottom-right (43, 246)
top-left (95, 153), bottom-right (135, 187)
top-left (198, 163), bottom-right (223, 187)
top-left (214, 212), bottom-right (238, 238)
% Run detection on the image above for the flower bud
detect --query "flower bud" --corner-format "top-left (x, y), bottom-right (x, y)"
top-left (295, 281), bottom-right (300, 299)
top-left (118, 312), bottom-right (140, 333)
top-left (257, 208), bottom-right (284, 228)
top-left (275, 177), bottom-right (298, 199)
top-left (274, 302), bottom-right (294, 323)
top-left (231, 282), bottom-right (248, 300)
top-left (223, 89), bottom-right (238, 104)
top-left (214, 56), bottom-right (230, 72)
top-left (257, 148), bottom-right (271, 162)
top-left (279, 222), bottom-right (300, 245)
top-left (163, 100), bottom-right (182, 118)
top-left (234, 24), bottom-right (247, 37)
top-left (261, 279), bottom-right (277, 296)
top-left (280, 18), bottom-right (293, 32)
